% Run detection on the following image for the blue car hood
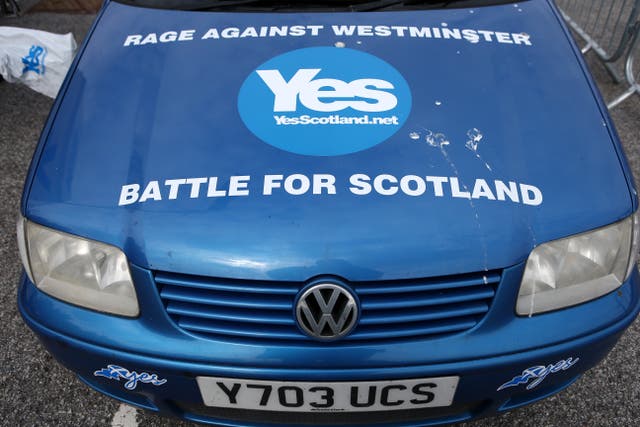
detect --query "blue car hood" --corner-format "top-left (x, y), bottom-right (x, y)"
top-left (25, 0), bottom-right (633, 281)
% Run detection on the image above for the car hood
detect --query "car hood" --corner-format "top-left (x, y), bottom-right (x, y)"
top-left (25, 0), bottom-right (633, 281)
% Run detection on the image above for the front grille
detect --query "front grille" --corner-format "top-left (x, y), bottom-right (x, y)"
top-left (155, 270), bottom-right (500, 343)
top-left (178, 401), bottom-right (483, 425)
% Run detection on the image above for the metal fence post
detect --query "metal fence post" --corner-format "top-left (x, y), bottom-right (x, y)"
top-left (557, 0), bottom-right (640, 83)
top-left (0, 0), bottom-right (20, 16)
top-left (608, 28), bottom-right (640, 108)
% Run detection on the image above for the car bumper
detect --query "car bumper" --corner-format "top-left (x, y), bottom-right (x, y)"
top-left (19, 266), bottom-right (640, 426)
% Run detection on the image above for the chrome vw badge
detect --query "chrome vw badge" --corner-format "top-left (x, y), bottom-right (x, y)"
top-left (295, 283), bottom-right (358, 341)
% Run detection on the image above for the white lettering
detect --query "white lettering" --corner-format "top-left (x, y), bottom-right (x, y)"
top-left (229, 176), bottom-right (250, 196)
top-left (374, 174), bottom-right (398, 196)
top-left (201, 28), bottom-right (219, 39)
top-left (221, 27), bottom-right (240, 38)
top-left (116, 175), bottom-right (542, 207)
top-left (263, 175), bottom-right (284, 195)
top-left (207, 177), bottom-right (227, 197)
top-left (307, 25), bottom-right (324, 36)
top-left (139, 181), bottom-right (162, 202)
top-left (400, 175), bottom-right (426, 196)
top-left (159, 31), bottom-right (177, 43)
top-left (391, 26), bottom-right (408, 37)
top-left (450, 177), bottom-right (471, 199)
top-left (165, 179), bottom-right (187, 200)
top-left (358, 25), bottom-right (374, 36)
top-left (186, 177), bottom-right (208, 198)
top-left (409, 27), bottom-right (431, 38)
top-left (520, 184), bottom-right (543, 206)
top-left (257, 69), bottom-right (321, 112)
top-left (123, 35), bottom-right (142, 47)
top-left (442, 28), bottom-right (462, 40)
top-left (513, 33), bottom-right (532, 45)
top-left (257, 69), bottom-right (397, 113)
top-left (179, 29), bottom-right (196, 41)
top-left (477, 30), bottom-right (495, 42)
top-left (495, 32), bottom-right (513, 44)
top-left (471, 179), bottom-right (496, 200)
top-left (462, 29), bottom-right (480, 44)
top-left (289, 25), bottom-right (306, 36)
top-left (140, 33), bottom-right (158, 45)
top-left (240, 27), bottom-right (259, 38)
top-left (332, 25), bottom-right (356, 36)
top-left (495, 180), bottom-right (520, 203)
top-left (119, 184), bottom-right (140, 205)
top-left (349, 174), bottom-right (372, 195)
top-left (374, 25), bottom-right (392, 36)
top-left (284, 174), bottom-right (310, 195)
top-left (426, 176), bottom-right (448, 197)
top-left (313, 174), bottom-right (336, 195)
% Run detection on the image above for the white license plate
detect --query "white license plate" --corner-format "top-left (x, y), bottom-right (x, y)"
top-left (196, 376), bottom-right (459, 412)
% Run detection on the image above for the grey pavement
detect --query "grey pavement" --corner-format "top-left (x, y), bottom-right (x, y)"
top-left (1, 8), bottom-right (640, 427)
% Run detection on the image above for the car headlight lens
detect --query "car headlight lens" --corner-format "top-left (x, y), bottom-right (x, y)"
top-left (17, 218), bottom-right (139, 317)
top-left (517, 213), bottom-right (638, 316)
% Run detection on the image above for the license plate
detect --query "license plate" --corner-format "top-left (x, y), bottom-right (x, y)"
top-left (196, 376), bottom-right (459, 412)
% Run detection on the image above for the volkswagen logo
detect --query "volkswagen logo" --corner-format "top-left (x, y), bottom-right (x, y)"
top-left (295, 282), bottom-right (359, 341)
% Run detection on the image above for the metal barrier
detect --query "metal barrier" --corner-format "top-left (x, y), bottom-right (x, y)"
top-left (557, 0), bottom-right (640, 82)
top-left (0, 0), bottom-right (20, 16)
top-left (608, 29), bottom-right (640, 108)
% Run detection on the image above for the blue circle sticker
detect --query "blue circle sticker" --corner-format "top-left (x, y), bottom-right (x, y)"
top-left (238, 47), bottom-right (412, 156)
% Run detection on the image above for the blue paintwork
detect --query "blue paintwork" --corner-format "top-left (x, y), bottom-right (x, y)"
top-left (17, 0), bottom-right (640, 424)
top-left (18, 263), bottom-right (640, 367)
top-left (23, 0), bottom-right (634, 281)
top-left (19, 269), bottom-right (640, 424)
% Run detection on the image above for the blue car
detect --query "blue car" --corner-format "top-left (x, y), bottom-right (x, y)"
top-left (16, 0), bottom-right (640, 425)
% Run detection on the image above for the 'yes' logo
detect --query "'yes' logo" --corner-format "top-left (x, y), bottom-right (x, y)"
top-left (256, 69), bottom-right (398, 113)
top-left (238, 47), bottom-right (411, 156)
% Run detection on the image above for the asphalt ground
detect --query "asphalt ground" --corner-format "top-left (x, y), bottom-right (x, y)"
top-left (1, 7), bottom-right (640, 427)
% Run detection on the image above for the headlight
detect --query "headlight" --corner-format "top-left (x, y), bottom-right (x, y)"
top-left (16, 218), bottom-right (139, 317)
top-left (517, 213), bottom-right (639, 316)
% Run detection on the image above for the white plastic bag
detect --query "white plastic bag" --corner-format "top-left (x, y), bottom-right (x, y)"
top-left (0, 26), bottom-right (77, 98)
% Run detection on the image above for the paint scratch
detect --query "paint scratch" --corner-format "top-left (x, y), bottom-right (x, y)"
top-left (425, 130), bottom-right (450, 147)
top-left (465, 128), bottom-right (492, 171)
top-left (421, 127), bottom-right (490, 272)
